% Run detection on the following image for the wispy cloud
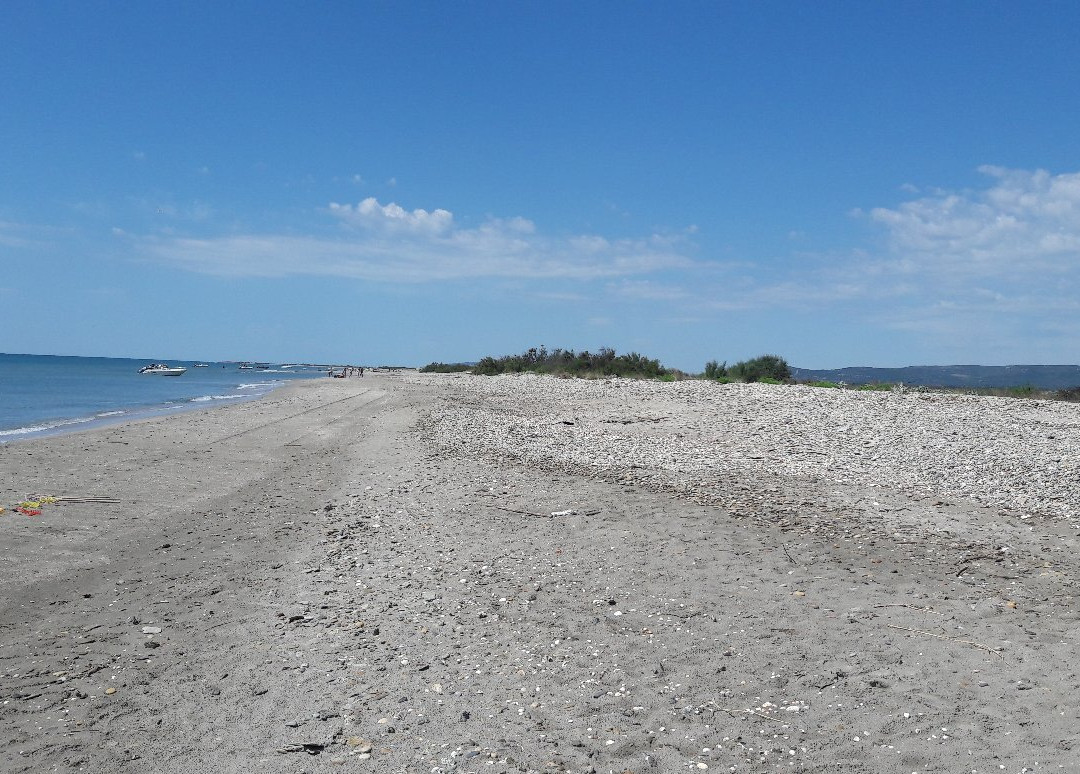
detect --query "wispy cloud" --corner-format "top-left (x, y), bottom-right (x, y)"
top-left (125, 168), bottom-right (1080, 357)
top-left (0, 219), bottom-right (70, 249)
top-left (629, 166), bottom-right (1080, 339)
top-left (0, 220), bottom-right (37, 248)
top-left (137, 197), bottom-right (695, 283)
top-left (132, 198), bottom-right (214, 222)
top-left (606, 279), bottom-right (690, 301)
top-left (727, 166), bottom-right (1080, 313)
top-left (836, 166), bottom-right (1080, 349)
top-left (866, 165), bottom-right (1080, 279)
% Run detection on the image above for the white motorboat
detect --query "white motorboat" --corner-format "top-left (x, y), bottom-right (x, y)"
top-left (138, 363), bottom-right (187, 376)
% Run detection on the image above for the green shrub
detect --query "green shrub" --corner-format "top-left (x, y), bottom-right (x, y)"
top-left (703, 360), bottom-right (728, 379)
top-left (727, 354), bottom-right (792, 383)
top-left (808, 380), bottom-right (840, 388)
top-left (419, 362), bottom-right (473, 373)
top-left (1056, 386), bottom-right (1080, 402)
top-left (472, 356), bottom-right (501, 376)
top-left (470, 346), bottom-right (669, 379)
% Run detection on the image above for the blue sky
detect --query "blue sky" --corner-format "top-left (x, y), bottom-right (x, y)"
top-left (2, 2), bottom-right (1079, 370)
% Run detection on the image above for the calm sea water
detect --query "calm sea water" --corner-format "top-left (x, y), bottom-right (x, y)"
top-left (0, 353), bottom-right (327, 443)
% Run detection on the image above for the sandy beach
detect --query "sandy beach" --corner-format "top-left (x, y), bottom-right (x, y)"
top-left (2, 372), bottom-right (1078, 773)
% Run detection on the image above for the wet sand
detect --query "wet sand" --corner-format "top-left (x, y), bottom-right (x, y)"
top-left (1, 373), bottom-right (1077, 773)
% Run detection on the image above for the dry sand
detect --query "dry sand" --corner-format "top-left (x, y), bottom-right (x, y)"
top-left (1, 372), bottom-right (1078, 773)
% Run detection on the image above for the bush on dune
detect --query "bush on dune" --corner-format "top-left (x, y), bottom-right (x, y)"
top-left (471, 346), bottom-right (670, 379)
top-left (704, 354), bottom-right (791, 383)
top-left (419, 362), bottom-right (473, 373)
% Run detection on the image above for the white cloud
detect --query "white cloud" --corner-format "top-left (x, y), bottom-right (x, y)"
top-left (868, 166), bottom-right (1080, 277)
top-left (844, 165), bottom-right (1080, 347)
top-left (607, 279), bottom-right (689, 301)
top-left (329, 197), bottom-right (454, 235)
top-left (137, 197), bottom-right (695, 283)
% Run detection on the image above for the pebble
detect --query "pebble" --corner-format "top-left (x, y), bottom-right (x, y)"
top-left (417, 374), bottom-right (1077, 521)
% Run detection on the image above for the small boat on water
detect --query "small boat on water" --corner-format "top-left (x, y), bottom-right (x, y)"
top-left (193, 363), bottom-right (209, 368)
top-left (138, 363), bottom-right (187, 376)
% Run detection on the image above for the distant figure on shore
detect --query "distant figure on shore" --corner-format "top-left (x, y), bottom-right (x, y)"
top-left (359, 367), bottom-right (364, 377)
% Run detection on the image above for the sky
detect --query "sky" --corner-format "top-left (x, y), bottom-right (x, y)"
top-left (2, 1), bottom-right (1079, 370)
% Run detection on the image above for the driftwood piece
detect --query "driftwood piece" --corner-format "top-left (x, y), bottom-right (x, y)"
top-left (887, 623), bottom-right (1007, 663)
top-left (492, 505), bottom-right (548, 518)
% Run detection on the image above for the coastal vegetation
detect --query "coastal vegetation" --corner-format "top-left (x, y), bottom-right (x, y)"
top-left (419, 362), bottom-right (473, 373)
top-left (419, 349), bottom-right (1080, 401)
top-left (1058, 386), bottom-right (1080, 401)
top-left (799, 380), bottom-right (1080, 402)
top-left (471, 347), bottom-right (669, 378)
top-left (703, 354), bottom-right (792, 383)
top-left (424, 348), bottom-right (795, 383)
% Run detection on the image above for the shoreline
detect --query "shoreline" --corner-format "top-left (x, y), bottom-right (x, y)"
top-left (0, 374), bottom-right (327, 445)
top-left (2, 372), bottom-right (1078, 772)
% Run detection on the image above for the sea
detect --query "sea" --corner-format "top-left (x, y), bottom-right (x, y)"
top-left (0, 353), bottom-right (329, 443)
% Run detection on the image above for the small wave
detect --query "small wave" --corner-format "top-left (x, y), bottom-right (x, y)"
top-left (96, 410), bottom-right (126, 418)
top-left (190, 394), bottom-right (247, 403)
top-left (237, 381), bottom-right (282, 390)
top-left (0, 415), bottom-right (96, 437)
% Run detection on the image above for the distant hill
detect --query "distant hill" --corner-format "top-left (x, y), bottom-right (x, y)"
top-left (791, 364), bottom-right (1080, 389)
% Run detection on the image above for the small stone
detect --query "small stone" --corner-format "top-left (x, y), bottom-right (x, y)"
top-left (141, 626), bottom-right (162, 634)
top-left (104, 687), bottom-right (117, 695)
